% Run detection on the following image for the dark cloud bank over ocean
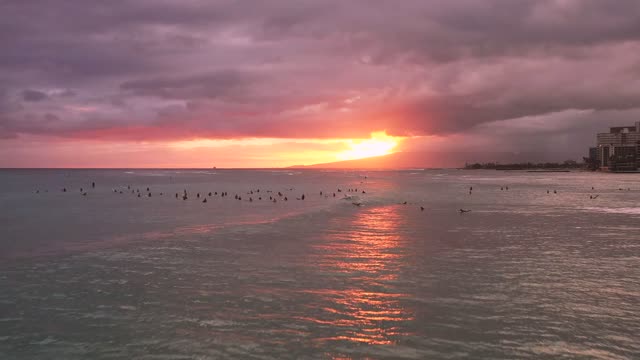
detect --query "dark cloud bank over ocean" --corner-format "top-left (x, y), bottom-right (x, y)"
top-left (2, 0), bottom-right (640, 163)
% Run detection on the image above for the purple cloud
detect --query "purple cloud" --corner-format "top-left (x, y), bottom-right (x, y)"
top-left (1, 0), bottom-right (640, 160)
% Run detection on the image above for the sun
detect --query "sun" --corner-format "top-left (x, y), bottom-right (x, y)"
top-left (336, 131), bottom-right (402, 161)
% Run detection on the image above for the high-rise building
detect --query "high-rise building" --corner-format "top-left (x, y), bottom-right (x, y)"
top-left (592, 121), bottom-right (640, 171)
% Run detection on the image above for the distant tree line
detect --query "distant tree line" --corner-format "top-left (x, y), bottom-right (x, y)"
top-left (464, 160), bottom-right (584, 170)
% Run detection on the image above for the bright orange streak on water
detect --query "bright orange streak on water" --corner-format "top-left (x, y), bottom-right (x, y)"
top-left (308, 205), bottom-right (414, 346)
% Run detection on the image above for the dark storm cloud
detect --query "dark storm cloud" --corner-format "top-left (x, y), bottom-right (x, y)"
top-left (22, 90), bottom-right (48, 102)
top-left (120, 70), bottom-right (255, 100)
top-left (2, 0), bottom-right (640, 154)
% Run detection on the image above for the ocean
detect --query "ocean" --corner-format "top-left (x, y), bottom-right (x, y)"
top-left (0, 169), bottom-right (638, 359)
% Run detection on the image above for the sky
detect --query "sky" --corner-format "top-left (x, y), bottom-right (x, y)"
top-left (2, 0), bottom-right (640, 168)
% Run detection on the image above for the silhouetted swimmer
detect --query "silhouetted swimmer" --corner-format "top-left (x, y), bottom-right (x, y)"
top-left (82, 192), bottom-right (87, 196)
top-left (284, 197), bottom-right (288, 201)
top-left (320, 191), bottom-right (323, 195)
top-left (352, 202), bottom-right (362, 207)
top-left (333, 193), bottom-right (336, 197)
top-left (459, 209), bottom-right (471, 213)
top-left (127, 185), bottom-right (130, 190)
top-left (214, 192), bottom-right (218, 195)
top-left (148, 193), bottom-right (152, 197)
top-left (592, 195), bottom-right (599, 199)
top-left (501, 187), bottom-right (503, 191)
top-left (258, 197), bottom-right (262, 200)
top-left (203, 198), bottom-right (207, 203)
top-left (592, 187), bottom-right (595, 190)
top-left (249, 197), bottom-right (253, 202)
top-left (80, 187), bottom-right (83, 192)
top-left (337, 189), bottom-right (342, 192)
top-left (402, 201), bottom-right (407, 205)
top-left (62, 188), bottom-right (66, 192)
top-left (197, 193), bottom-right (200, 198)
top-left (208, 192), bottom-right (212, 196)
top-left (176, 193), bottom-right (178, 198)
top-left (506, 186), bottom-right (509, 190)
top-left (553, 190), bottom-right (557, 194)
top-left (301, 194), bottom-right (305, 200)
top-left (547, 190), bottom-right (550, 194)
top-left (238, 196), bottom-right (242, 200)
top-left (92, 182), bottom-right (95, 188)
top-left (36, 190), bottom-right (39, 194)
top-left (362, 190), bottom-right (366, 194)
top-left (137, 194), bottom-right (141, 198)
top-left (278, 192), bottom-right (283, 197)
top-left (420, 206), bottom-right (424, 211)
top-left (146, 187), bottom-right (149, 192)
top-left (470, 186), bottom-right (473, 191)
top-left (183, 195), bottom-right (188, 200)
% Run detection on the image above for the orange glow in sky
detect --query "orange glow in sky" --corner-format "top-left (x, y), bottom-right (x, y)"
top-left (336, 132), bottom-right (402, 161)
top-left (0, 132), bottom-right (406, 168)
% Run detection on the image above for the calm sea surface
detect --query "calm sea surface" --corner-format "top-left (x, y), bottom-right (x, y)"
top-left (0, 169), bottom-right (638, 359)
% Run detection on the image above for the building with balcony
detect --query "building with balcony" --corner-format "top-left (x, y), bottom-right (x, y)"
top-left (589, 121), bottom-right (640, 171)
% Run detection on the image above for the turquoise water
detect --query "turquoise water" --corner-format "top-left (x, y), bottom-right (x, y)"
top-left (1, 169), bottom-right (639, 359)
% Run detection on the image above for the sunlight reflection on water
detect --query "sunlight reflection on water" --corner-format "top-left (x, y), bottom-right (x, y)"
top-left (308, 206), bottom-right (414, 346)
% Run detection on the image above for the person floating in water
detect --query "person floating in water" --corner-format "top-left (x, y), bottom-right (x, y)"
top-left (459, 208), bottom-right (471, 213)
top-left (420, 206), bottom-right (424, 211)
top-left (202, 198), bottom-right (207, 203)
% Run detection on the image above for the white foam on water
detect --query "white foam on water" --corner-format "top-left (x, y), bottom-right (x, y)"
top-left (581, 206), bottom-right (640, 215)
